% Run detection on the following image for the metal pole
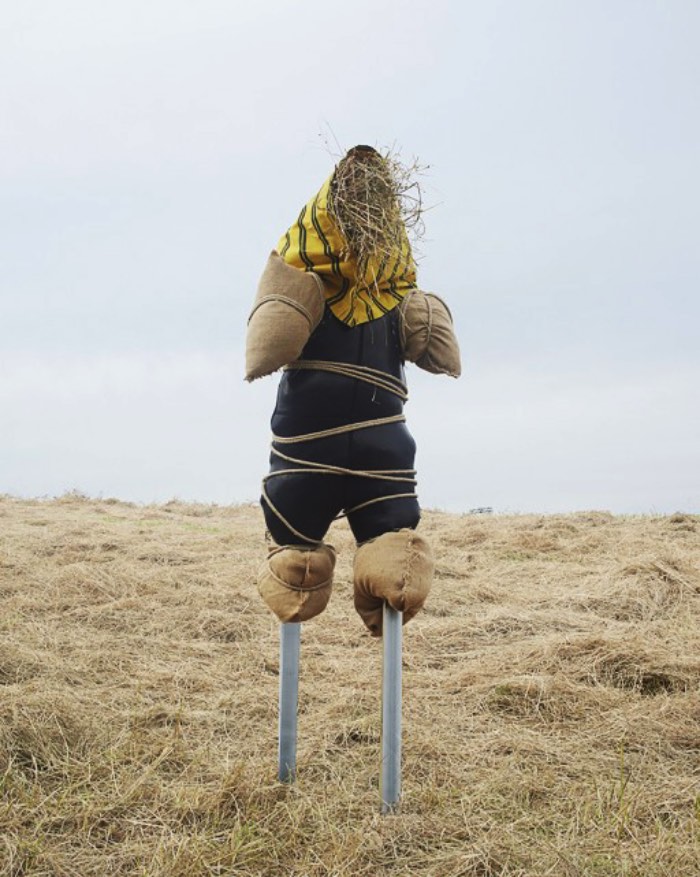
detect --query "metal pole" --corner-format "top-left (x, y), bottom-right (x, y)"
top-left (380, 603), bottom-right (402, 814)
top-left (278, 622), bottom-right (301, 783)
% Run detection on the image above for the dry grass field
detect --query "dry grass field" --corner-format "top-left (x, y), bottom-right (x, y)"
top-left (0, 494), bottom-right (698, 877)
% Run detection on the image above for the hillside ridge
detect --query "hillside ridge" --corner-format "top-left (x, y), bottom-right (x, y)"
top-left (1, 496), bottom-right (698, 875)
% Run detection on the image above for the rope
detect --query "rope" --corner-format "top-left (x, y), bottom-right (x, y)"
top-left (248, 272), bottom-right (325, 327)
top-left (271, 413), bottom-right (405, 445)
top-left (261, 484), bottom-right (323, 545)
top-left (262, 362), bottom-right (417, 544)
top-left (284, 359), bottom-right (408, 401)
top-left (269, 448), bottom-right (416, 484)
top-left (343, 492), bottom-right (418, 516)
top-left (248, 294), bottom-right (315, 327)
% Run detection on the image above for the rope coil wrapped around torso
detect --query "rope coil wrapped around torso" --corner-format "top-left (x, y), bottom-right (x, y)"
top-left (262, 339), bottom-right (418, 545)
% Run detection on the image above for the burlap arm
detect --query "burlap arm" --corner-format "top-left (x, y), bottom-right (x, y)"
top-left (245, 251), bottom-right (326, 381)
top-left (398, 290), bottom-right (461, 378)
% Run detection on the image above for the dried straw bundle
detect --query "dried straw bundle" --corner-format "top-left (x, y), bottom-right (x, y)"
top-left (328, 145), bottom-right (426, 284)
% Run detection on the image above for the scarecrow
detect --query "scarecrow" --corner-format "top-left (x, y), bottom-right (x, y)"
top-left (246, 145), bottom-right (460, 635)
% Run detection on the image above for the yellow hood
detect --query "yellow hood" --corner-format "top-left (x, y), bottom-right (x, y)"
top-left (277, 172), bottom-right (417, 327)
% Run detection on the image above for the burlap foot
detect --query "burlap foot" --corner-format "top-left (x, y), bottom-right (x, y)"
top-left (353, 529), bottom-right (433, 636)
top-left (257, 543), bottom-right (335, 623)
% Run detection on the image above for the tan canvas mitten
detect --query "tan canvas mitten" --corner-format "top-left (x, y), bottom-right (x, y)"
top-left (353, 529), bottom-right (434, 636)
top-left (245, 251), bottom-right (326, 381)
top-left (398, 290), bottom-right (461, 377)
top-left (257, 543), bottom-right (335, 623)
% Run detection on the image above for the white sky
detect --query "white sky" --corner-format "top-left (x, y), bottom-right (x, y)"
top-left (1, 0), bottom-right (699, 513)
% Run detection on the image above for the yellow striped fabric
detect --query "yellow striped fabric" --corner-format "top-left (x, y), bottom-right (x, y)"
top-left (277, 173), bottom-right (417, 327)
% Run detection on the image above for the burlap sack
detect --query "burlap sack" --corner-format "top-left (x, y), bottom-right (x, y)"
top-left (398, 290), bottom-right (461, 377)
top-left (245, 251), bottom-right (326, 381)
top-left (257, 543), bottom-right (336, 623)
top-left (353, 529), bottom-right (433, 636)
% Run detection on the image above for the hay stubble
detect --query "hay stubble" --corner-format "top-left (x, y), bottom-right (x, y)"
top-left (0, 497), bottom-right (698, 876)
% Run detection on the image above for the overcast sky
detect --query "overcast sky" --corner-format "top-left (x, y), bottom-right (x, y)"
top-left (1, 0), bottom-right (698, 514)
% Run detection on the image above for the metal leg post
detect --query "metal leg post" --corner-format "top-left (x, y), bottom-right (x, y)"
top-left (278, 622), bottom-right (301, 783)
top-left (380, 603), bottom-right (402, 814)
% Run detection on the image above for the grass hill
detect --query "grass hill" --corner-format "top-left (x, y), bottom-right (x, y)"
top-left (1, 495), bottom-right (698, 876)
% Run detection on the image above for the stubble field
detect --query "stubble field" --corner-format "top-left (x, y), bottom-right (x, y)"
top-left (0, 494), bottom-right (698, 876)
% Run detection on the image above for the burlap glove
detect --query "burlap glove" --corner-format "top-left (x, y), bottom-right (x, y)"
top-left (398, 290), bottom-right (461, 378)
top-left (246, 252), bottom-right (325, 381)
